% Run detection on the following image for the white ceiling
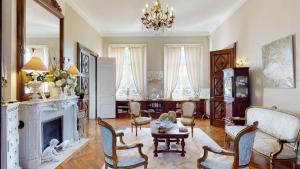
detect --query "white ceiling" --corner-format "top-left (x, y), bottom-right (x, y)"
top-left (66, 0), bottom-right (246, 37)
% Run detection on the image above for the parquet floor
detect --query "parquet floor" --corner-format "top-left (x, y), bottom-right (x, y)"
top-left (57, 118), bottom-right (299, 169)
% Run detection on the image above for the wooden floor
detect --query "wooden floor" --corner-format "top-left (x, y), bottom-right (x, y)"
top-left (57, 118), bottom-right (299, 169)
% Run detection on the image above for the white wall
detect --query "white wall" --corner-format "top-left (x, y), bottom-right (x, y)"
top-left (64, 3), bottom-right (102, 68)
top-left (210, 0), bottom-right (300, 113)
top-left (103, 36), bottom-right (210, 94)
top-left (2, 0), bottom-right (17, 101)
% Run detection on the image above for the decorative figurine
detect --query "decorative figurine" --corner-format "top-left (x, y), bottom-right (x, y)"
top-left (41, 139), bottom-right (60, 163)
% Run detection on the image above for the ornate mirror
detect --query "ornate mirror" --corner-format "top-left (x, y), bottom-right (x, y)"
top-left (17, 0), bottom-right (64, 101)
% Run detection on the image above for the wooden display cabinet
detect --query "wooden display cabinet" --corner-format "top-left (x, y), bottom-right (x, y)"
top-left (223, 67), bottom-right (250, 125)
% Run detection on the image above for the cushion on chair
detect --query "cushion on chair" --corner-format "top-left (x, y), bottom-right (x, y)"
top-left (100, 126), bottom-right (113, 156)
top-left (225, 125), bottom-right (247, 138)
top-left (246, 108), bottom-right (300, 141)
top-left (182, 102), bottom-right (195, 117)
top-left (105, 155), bottom-right (146, 168)
top-left (130, 102), bottom-right (141, 116)
top-left (177, 117), bottom-right (194, 126)
top-left (200, 152), bottom-right (234, 169)
top-left (253, 131), bottom-right (296, 159)
top-left (238, 130), bottom-right (257, 166)
top-left (132, 117), bottom-right (151, 125)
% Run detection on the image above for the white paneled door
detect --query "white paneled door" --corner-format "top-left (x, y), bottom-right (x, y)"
top-left (97, 57), bottom-right (116, 118)
top-left (89, 55), bottom-right (96, 119)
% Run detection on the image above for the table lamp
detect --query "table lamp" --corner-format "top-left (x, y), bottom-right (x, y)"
top-left (22, 56), bottom-right (48, 101)
top-left (67, 65), bottom-right (80, 76)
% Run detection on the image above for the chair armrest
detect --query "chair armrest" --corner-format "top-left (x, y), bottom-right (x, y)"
top-left (271, 138), bottom-right (296, 158)
top-left (203, 146), bottom-right (235, 156)
top-left (230, 117), bottom-right (246, 121)
top-left (116, 131), bottom-right (125, 144)
top-left (115, 143), bottom-right (143, 150)
top-left (198, 146), bottom-right (234, 165)
top-left (225, 117), bottom-right (246, 125)
top-left (140, 110), bottom-right (151, 118)
top-left (278, 139), bottom-right (295, 144)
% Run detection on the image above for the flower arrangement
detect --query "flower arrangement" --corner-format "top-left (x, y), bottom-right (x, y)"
top-left (1, 76), bottom-right (8, 88)
top-left (24, 66), bottom-right (78, 98)
top-left (159, 111), bottom-right (177, 123)
top-left (147, 71), bottom-right (163, 83)
top-left (44, 66), bottom-right (77, 90)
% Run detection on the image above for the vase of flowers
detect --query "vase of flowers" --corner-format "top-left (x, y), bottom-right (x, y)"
top-left (44, 67), bottom-right (77, 99)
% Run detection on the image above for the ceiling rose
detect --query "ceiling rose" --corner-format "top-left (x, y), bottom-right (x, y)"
top-left (141, 0), bottom-right (175, 31)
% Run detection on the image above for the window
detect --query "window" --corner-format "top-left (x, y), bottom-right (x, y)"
top-left (171, 47), bottom-right (195, 100)
top-left (116, 47), bottom-right (139, 100)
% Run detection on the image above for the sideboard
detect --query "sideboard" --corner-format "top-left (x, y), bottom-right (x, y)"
top-left (116, 100), bottom-right (206, 118)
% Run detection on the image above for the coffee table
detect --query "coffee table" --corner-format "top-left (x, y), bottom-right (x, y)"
top-left (150, 120), bottom-right (189, 157)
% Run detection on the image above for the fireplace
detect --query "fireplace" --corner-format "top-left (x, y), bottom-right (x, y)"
top-left (42, 116), bottom-right (63, 150)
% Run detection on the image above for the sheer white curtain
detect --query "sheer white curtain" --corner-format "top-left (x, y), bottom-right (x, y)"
top-left (184, 46), bottom-right (204, 95)
top-left (110, 47), bottom-right (125, 90)
top-left (129, 46), bottom-right (146, 99)
top-left (164, 46), bottom-right (181, 99)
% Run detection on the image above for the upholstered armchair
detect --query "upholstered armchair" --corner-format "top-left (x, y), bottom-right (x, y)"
top-left (177, 102), bottom-right (196, 137)
top-left (129, 101), bottom-right (152, 136)
top-left (225, 107), bottom-right (300, 165)
top-left (98, 118), bottom-right (148, 169)
top-left (197, 121), bottom-right (258, 169)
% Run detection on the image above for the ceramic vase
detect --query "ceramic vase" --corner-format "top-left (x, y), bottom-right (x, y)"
top-left (50, 86), bottom-right (62, 99)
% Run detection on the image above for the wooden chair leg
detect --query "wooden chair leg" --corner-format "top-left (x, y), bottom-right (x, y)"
top-left (140, 125), bottom-right (142, 130)
top-left (136, 125), bottom-right (138, 136)
top-left (144, 163), bottom-right (148, 169)
top-left (269, 158), bottom-right (274, 169)
top-left (224, 134), bottom-right (228, 147)
top-left (191, 126), bottom-right (194, 137)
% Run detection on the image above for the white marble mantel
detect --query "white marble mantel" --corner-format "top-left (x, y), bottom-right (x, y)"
top-left (18, 97), bottom-right (79, 169)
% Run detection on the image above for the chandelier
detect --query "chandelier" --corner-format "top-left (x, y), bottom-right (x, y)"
top-left (141, 0), bottom-right (175, 31)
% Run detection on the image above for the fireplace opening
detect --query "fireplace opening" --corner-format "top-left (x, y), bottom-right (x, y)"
top-left (42, 116), bottom-right (63, 150)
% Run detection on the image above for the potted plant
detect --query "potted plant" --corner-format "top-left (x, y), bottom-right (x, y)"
top-left (75, 86), bottom-right (85, 99)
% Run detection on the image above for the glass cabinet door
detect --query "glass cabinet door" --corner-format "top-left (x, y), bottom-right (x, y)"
top-left (224, 78), bottom-right (233, 97)
top-left (236, 76), bottom-right (248, 98)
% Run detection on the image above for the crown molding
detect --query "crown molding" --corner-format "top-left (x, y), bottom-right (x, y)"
top-left (65, 0), bottom-right (247, 37)
top-left (209, 0), bottom-right (247, 34)
top-left (101, 31), bottom-right (210, 37)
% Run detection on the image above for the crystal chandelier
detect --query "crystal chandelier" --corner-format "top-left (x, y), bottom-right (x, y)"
top-left (141, 0), bottom-right (175, 31)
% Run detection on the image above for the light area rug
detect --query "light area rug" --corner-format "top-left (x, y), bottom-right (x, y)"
top-left (38, 138), bottom-right (89, 169)
top-left (101, 128), bottom-right (221, 169)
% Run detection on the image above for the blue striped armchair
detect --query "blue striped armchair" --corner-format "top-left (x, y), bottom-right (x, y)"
top-left (98, 118), bottom-right (148, 169)
top-left (197, 121), bottom-right (258, 169)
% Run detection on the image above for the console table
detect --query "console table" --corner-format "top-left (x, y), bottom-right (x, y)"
top-left (116, 99), bottom-right (206, 118)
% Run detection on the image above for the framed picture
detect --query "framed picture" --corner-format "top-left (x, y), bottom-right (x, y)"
top-left (262, 35), bottom-right (295, 88)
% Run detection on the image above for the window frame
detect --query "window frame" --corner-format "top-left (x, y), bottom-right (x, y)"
top-left (164, 44), bottom-right (202, 100)
top-left (108, 44), bottom-right (147, 100)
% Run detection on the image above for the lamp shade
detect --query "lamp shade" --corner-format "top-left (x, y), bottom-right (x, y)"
top-left (22, 56), bottom-right (48, 72)
top-left (67, 65), bottom-right (80, 76)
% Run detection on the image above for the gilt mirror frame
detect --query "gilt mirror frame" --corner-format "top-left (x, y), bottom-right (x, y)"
top-left (16, 0), bottom-right (64, 101)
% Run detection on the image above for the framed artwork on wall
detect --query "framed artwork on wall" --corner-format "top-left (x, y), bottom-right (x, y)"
top-left (262, 35), bottom-right (295, 88)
